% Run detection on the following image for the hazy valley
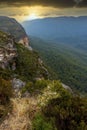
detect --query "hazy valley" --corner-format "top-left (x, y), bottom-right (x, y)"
top-left (22, 16), bottom-right (87, 94)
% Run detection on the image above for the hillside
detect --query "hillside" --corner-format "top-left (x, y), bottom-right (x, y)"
top-left (0, 30), bottom-right (49, 121)
top-left (0, 31), bottom-right (49, 80)
top-left (0, 19), bottom-right (87, 130)
top-left (30, 36), bottom-right (87, 94)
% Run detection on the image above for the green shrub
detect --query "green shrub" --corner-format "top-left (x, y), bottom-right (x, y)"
top-left (43, 94), bottom-right (87, 130)
top-left (21, 80), bottom-right (50, 95)
top-left (32, 113), bottom-right (56, 130)
top-left (0, 77), bottom-right (13, 105)
top-left (0, 77), bottom-right (13, 120)
top-left (21, 82), bottom-right (34, 94)
top-left (15, 44), bottom-right (48, 81)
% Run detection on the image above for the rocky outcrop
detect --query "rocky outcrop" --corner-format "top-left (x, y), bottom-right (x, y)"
top-left (12, 78), bottom-right (26, 97)
top-left (0, 16), bottom-right (33, 50)
top-left (62, 83), bottom-right (73, 93)
top-left (12, 78), bottom-right (26, 90)
top-left (19, 36), bottom-right (33, 51)
top-left (0, 33), bottom-right (17, 70)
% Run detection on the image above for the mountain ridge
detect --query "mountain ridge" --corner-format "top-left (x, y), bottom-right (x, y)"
top-left (0, 16), bottom-right (28, 42)
top-left (23, 16), bottom-right (87, 22)
top-left (22, 16), bottom-right (87, 45)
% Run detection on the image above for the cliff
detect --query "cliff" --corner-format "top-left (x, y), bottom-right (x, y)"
top-left (0, 16), bottom-right (30, 45)
top-left (0, 30), bottom-right (49, 79)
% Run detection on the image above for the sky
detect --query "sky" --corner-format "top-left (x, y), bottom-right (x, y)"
top-left (0, 0), bottom-right (87, 22)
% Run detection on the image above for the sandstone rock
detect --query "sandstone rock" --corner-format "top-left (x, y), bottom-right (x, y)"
top-left (12, 78), bottom-right (26, 90)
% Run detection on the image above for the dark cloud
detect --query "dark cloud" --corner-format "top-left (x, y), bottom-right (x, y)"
top-left (78, 0), bottom-right (87, 7)
top-left (0, 0), bottom-right (86, 8)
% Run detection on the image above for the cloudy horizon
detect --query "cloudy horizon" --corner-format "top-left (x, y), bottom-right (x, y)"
top-left (0, 0), bottom-right (87, 22)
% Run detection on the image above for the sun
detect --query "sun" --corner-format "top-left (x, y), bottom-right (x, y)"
top-left (28, 13), bottom-right (38, 20)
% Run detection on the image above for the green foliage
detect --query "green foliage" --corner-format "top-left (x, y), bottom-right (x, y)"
top-left (30, 37), bottom-right (87, 94)
top-left (0, 77), bottom-right (13, 105)
top-left (38, 80), bottom-right (64, 107)
top-left (21, 81), bottom-right (33, 94)
top-left (0, 77), bottom-right (13, 120)
top-left (32, 113), bottom-right (56, 130)
top-left (34, 80), bottom-right (49, 91)
top-left (24, 80), bottom-right (86, 130)
top-left (0, 68), bottom-right (13, 80)
top-left (15, 43), bottom-right (48, 81)
top-left (21, 80), bottom-right (50, 95)
top-left (32, 80), bottom-right (86, 130)
top-left (42, 91), bottom-right (87, 130)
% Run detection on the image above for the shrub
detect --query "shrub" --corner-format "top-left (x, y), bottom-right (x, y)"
top-left (32, 113), bottom-right (56, 130)
top-left (0, 77), bottom-right (13, 120)
top-left (0, 77), bottom-right (13, 105)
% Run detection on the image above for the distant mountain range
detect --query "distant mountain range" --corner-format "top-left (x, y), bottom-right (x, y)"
top-left (22, 16), bottom-right (87, 51)
top-left (22, 17), bottom-right (87, 38)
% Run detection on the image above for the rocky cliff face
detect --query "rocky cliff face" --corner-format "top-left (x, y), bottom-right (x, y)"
top-left (0, 31), bottom-right (17, 70)
top-left (0, 30), bottom-right (49, 92)
top-left (0, 16), bottom-right (33, 51)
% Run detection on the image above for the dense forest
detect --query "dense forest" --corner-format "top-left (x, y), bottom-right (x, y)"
top-left (30, 36), bottom-right (87, 94)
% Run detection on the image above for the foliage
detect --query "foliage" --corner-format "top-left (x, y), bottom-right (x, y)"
top-left (15, 43), bottom-right (48, 81)
top-left (34, 80), bottom-right (48, 90)
top-left (42, 91), bottom-right (87, 130)
top-left (32, 113), bottom-right (56, 130)
top-left (0, 77), bottom-right (13, 120)
top-left (21, 81), bottom-right (33, 94)
top-left (30, 37), bottom-right (87, 94)
top-left (21, 80), bottom-right (50, 95)
top-left (0, 77), bottom-right (13, 105)
top-left (38, 80), bottom-right (64, 107)
top-left (0, 68), bottom-right (13, 80)
top-left (32, 80), bottom-right (87, 130)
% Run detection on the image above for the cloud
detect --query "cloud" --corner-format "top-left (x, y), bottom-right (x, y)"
top-left (74, 0), bottom-right (83, 3)
top-left (74, 0), bottom-right (83, 6)
top-left (0, 0), bottom-right (87, 8)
